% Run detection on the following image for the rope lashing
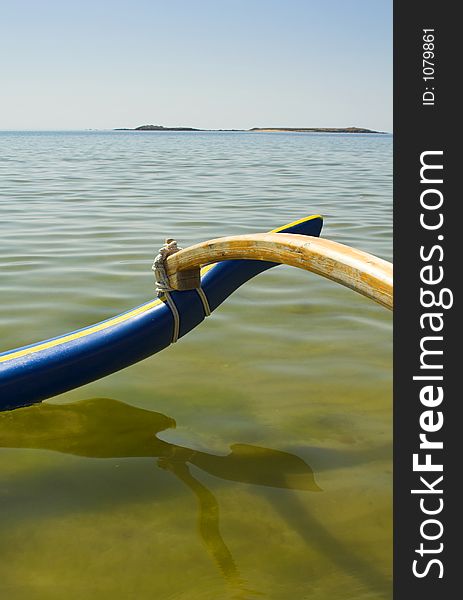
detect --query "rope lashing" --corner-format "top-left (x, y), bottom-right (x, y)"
top-left (152, 239), bottom-right (182, 343)
top-left (152, 238), bottom-right (210, 343)
top-left (164, 292), bottom-right (180, 343)
top-left (152, 238), bottom-right (182, 296)
top-left (195, 287), bottom-right (211, 316)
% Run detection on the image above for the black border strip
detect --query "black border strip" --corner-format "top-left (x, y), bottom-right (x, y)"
top-left (394, 2), bottom-right (458, 597)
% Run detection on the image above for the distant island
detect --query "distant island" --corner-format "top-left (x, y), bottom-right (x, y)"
top-left (115, 124), bottom-right (384, 134)
top-left (249, 127), bottom-right (381, 134)
top-left (115, 125), bottom-right (200, 131)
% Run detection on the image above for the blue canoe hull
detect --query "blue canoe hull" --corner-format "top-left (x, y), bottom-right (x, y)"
top-left (0, 216), bottom-right (323, 410)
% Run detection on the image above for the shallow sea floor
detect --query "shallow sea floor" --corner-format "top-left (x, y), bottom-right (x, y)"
top-left (0, 131), bottom-right (392, 599)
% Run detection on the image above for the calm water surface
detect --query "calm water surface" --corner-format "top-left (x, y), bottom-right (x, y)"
top-left (0, 131), bottom-right (392, 599)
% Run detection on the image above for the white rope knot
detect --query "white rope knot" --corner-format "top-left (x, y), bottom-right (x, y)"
top-left (152, 238), bottom-right (182, 296)
top-left (152, 238), bottom-right (210, 345)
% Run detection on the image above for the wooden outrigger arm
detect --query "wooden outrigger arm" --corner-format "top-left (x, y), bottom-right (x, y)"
top-left (165, 233), bottom-right (393, 310)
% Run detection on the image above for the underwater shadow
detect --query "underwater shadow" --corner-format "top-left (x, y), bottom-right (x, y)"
top-left (1, 397), bottom-right (391, 598)
top-left (0, 397), bottom-right (320, 598)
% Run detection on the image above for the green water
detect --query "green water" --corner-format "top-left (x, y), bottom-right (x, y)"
top-left (0, 131), bottom-right (392, 599)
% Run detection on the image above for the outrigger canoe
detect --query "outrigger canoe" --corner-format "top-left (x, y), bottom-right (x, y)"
top-left (0, 215), bottom-right (393, 411)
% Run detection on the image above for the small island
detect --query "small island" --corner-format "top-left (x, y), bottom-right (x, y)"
top-left (115, 124), bottom-right (383, 134)
top-left (249, 127), bottom-right (381, 134)
top-left (115, 124), bottom-right (201, 131)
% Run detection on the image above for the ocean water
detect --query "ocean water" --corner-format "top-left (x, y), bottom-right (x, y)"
top-left (0, 131), bottom-right (392, 599)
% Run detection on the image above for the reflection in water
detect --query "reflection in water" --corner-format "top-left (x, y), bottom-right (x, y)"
top-left (0, 398), bottom-right (319, 597)
top-left (0, 398), bottom-right (389, 598)
top-left (0, 398), bottom-right (320, 489)
top-left (160, 460), bottom-right (243, 592)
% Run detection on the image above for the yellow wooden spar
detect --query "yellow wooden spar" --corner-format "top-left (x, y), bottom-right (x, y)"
top-left (164, 233), bottom-right (393, 310)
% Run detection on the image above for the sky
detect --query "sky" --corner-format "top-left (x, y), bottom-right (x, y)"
top-left (0, 0), bottom-right (392, 132)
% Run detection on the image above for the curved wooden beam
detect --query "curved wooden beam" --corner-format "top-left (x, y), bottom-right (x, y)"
top-left (165, 233), bottom-right (393, 310)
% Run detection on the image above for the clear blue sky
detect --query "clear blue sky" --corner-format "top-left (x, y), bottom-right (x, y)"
top-left (0, 0), bottom-right (392, 131)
